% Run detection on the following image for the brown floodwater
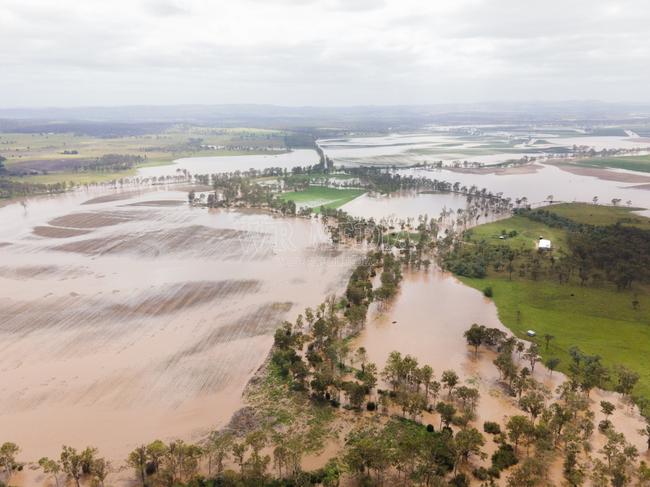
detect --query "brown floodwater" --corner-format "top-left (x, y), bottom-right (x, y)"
top-left (3, 159), bottom-right (649, 485)
top-left (341, 191), bottom-right (470, 222)
top-left (137, 149), bottom-right (319, 178)
top-left (0, 187), bottom-right (361, 477)
top-left (400, 163), bottom-right (650, 215)
top-left (347, 269), bottom-right (649, 483)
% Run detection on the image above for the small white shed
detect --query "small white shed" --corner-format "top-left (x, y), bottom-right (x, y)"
top-left (538, 238), bottom-right (552, 250)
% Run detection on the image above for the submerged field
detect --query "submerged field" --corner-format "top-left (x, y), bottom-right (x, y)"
top-left (0, 187), bottom-right (359, 462)
top-left (459, 203), bottom-right (650, 401)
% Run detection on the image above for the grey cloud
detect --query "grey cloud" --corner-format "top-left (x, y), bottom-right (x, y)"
top-left (144, 0), bottom-right (190, 17)
top-left (2, 0), bottom-right (650, 106)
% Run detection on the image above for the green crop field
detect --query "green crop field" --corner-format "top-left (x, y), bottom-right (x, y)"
top-left (278, 186), bottom-right (365, 211)
top-left (548, 202), bottom-right (650, 229)
top-left (575, 154), bottom-right (650, 173)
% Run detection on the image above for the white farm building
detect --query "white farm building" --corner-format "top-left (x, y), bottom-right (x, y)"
top-left (538, 238), bottom-right (552, 250)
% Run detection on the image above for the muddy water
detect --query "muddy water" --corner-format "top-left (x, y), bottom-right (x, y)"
top-left (0, 187), bottom-right (360, 467)
top-left (355, 270), bottom-right (515, 426)
top-left (350, 269), bottom-right (649, 481)
top-left (137, 149), bottom-right (319, 178)
top-left (322, 130), bottom-right (650, 214)
top-left (401, 163), bottom-right (650, 215)
top-left (341, 191), bottom-right (469, 222)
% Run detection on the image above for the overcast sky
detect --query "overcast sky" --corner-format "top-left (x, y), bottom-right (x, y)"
top-left (2, 0), bottom-right (650, 107)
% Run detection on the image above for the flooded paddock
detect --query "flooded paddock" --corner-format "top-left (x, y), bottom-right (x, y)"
top-left (351, 269), bottom-right (650, 482)
top-left (137, 148), bottom-right (319, 178)
top-left (0, 187), bottom-right (361, 465)
top-left (401, 163), bottom-right (650, 215)
top-left (319, 130), bottom-right (650, 168)
top-left (341, 191), bottom-right (469, 222)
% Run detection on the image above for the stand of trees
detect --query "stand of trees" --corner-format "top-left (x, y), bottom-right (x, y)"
top-left (463, 323), bottom-right (650, 487)
top-left (0, 178), bottom-right (69, 199)
top-left (441, 207), bottom-right (650, 290)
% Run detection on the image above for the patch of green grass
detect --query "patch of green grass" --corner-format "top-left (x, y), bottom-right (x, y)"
top-left (246, 362), bottom-right (338, 452)
top-left (575, 154), bottom-right (650, 173)
top-left (456, 204), bottom-right (650, 400)
top-left (466, 215), bottom-right (568, 252)
top-left (467, 203), bottom-right (650, 253)
top-left (460, 276), bottom-right (650, 399)
top-left (548, 202), bottom-right (650, 230)
top-left (278, 186), bottom-right (365, 211)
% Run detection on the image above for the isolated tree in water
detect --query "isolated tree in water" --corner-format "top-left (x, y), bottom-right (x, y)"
top-left (464, 323), bottom-right (485, 357)
top-left (0, 442), bottom-right (21, 482)
top-left (441, 370), bottom-right (459, 398)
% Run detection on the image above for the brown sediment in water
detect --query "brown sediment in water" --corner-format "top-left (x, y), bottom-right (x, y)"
top-left (548, 161), bottom-right (650, 183)
top-left (125, 200), bottom-right (186, 207)
top-left (0, 188), bottom-right (361, 478)
top-left (48, 211), bottom-right (138, 228)
top-left (0, 280), bottom-right (262, 334)
top-left (81, 191), bottom-right (149, 205)
top-left (51, 225), bottom-right (270, 258)
top-left (173, 184), bottom-right (214, 192)
top-left (106, 280), bottom-right (263, 318)
top-left (0, 265), bottom-right (85, 280)
top-left (33, 225), bottom-right (93, 238)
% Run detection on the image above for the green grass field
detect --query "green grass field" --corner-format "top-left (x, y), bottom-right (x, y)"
top-left (575, 154), bottom-right (650, 173)
top-left (461, 276), bottom-right (650, 399)
top-left (466, 215), bottom-right (568, 252)
top-left (548, 202), bottom-right (650, 229)
top-left (278, 186), bottom-right (365, 211)
top-left (467, 203), bottom-right (650, 253)
top-left (459, 204), bottom-right (650, 401)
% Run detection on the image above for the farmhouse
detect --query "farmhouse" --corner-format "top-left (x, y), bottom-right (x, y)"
top-left (538, 238), bottom-right (552, 250)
